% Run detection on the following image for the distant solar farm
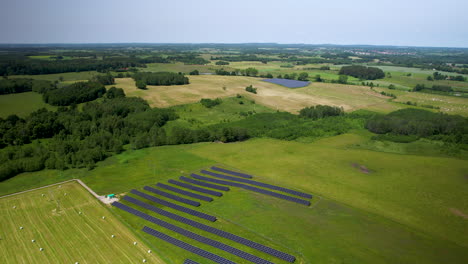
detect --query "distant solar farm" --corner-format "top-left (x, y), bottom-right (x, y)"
top-left (262, 78), bottom-right (310, 88)
top-left (114, 165), bottom-right (314, 263)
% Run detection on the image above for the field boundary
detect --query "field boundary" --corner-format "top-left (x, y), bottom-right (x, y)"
top-left (0, 179), bottom-right (116, 204)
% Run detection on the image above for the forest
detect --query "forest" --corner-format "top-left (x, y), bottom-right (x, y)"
top-left (133, 72), bottom-right (189, 86)
top-left (339, 65), bottom-right (385, 80)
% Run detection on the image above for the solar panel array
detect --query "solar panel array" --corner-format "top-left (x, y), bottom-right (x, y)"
top-left (114, 201), bottom-right (272, 264)
top-left (262, 78), bottom-right (310, 88)
top-left (144, 186), bottom-right (201, 207)
top-left (200, 170), bottom-right (313, 199)
top-left (157, 183), bottom-right (213, 202)
top-left (143, 226), bottom-right (236, 264)
top-left (184, 259), bottom-right (200, 264)
top-left (191, 174), bottom-right (311, 206)
top-left (130, 189), bottom-right (217, 222)
top-left (168, 179), bottom-right (223, 197)
top-left (211, 166), bottom-right (253, 179)
top-left (180, 176), bottom-right (230, 191)
top-left (118, 197), bottom-right (295, 262)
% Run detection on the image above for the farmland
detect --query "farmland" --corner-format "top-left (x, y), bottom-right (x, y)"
top-left (0, 181), bottom-right (163, 264)
top-left (0, 92), bottom-right (56, 118)
top-left (1, 133), bottom-right (468, 263)
top-left (1, 43), bottom-right (468, 264)
top-left (111, 76), bottom-right (397, 113)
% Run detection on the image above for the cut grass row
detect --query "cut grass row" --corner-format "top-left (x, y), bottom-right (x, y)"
top-left (0, 181), bottom-right (164, 264)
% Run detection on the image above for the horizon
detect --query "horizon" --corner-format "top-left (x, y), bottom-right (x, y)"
top-left (1, 0), bottom-right (467, 48)
top-left (0, 42), bottom-right (467, 49)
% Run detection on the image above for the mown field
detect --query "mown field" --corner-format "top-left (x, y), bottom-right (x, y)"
top-left (111, 75), bottom-right (395, 113)
top-left (2, 132), bottom-right (467, 263)
top-left (0, 181), bottom-right (163, 264)
top-left (0, 92), bottom-right (56, 118)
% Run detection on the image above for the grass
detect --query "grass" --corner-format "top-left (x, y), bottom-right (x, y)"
top-left (2, 133), bottom-right (468, 263)
top-left (0, 181), bottom-right (163, 264)
top-left (0, 92), bottom-right (56, 118)
top-left (374, 86), bottom-right (468, 116)
top-left (141, 62), bottom-right (222, 74)
top-left (9, 71), bottom-right (99, 82)
top-left (167, 96), bottom-right (275, 128)
top-left (112, 76), bottom-right (401, 113)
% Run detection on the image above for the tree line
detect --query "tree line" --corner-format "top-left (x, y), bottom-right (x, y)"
top-left (339, 65), bottom-right (385, 80)
top-left (133, 72), bottom-right (189, 87)
top-left (366, 108), bottom-right (468, 144)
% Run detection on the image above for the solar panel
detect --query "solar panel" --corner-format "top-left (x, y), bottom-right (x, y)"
top-left (262, 78), bottom-right (310, 88)
top-left (191, 174), bottom-right (311, 206)
top-left (156, 183), bottom-right (213, 202)
top-left (113, 199), bottom-right (296, 262)
top-left (142, 226), bottom-right (236, 264)
top-left (211, 166), bottom-right (253, 179)
top-left (169, 179), bottom-right (223, 197)
top-left (184, 259), bottom-right (200, 264)
top-left (180, 176), bottom-right (230, 191)
top-left (200, 170), bottom-right (313, 199)
top-left (114, 201), bottom-right (272, 264)
top-left (144, 186), bottom-right (201, 207)
top-left (130, 189), bottom-right (216, 222)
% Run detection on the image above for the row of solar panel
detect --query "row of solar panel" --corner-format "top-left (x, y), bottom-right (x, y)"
top-left (157, 183), bottom-right (214, 202)
top-left (200, 170), bottom-right (313, 199)
top-left (130, 189), bottom-right (217, 222)
top-left (143, 226), bottom-right (236, 264)
top-left (210, 166), bottom-right (253, 179)
top-left (119, 197), bottom-right (295, 262)
top-left (114, 201), bottom-right (272, 264)
top-left (144, 186), bottom-right (201, 207)
top-left (191, 174), bottom-right (311, 206)
top-left (183, 259), bottom-right (200, 264)
top-left (169, 179), bottom-right (223, 197)
top-left (180, 176), bottom-right (230, 191)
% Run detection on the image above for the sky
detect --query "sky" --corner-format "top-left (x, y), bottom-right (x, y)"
top-left (1, 0), bottom-right (467, 47)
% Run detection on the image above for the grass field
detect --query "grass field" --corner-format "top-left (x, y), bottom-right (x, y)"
top-left (374, 86), bottom-right (468, 116)
top-left (2, 133), bottom-right (467, 263)
top-left (10, 71), bottom-right (99, 82)
top-left (0, 92), bottom-right (56, 118)
top-left (0, 181), bottom-right (163, 264)
top-left (111, 76), bottom-right (397, 113)
top-left (168, 96), bottom-right (275, 128)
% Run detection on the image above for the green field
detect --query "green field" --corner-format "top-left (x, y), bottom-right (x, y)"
top-left (0, 181), bottom-right (163, 264)
top-left (0, 92), bottom-right (56, 118)
top-left (10, 71), bottom-right (99, 82)
top-left (2, 132), bottom-right (467, 263)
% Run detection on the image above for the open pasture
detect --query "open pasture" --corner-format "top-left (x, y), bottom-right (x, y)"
top-left (112, 75), bottom-right (395, 113)
top-left (2, 133), bottom-right (468, 263)
top-left (0, 92), bottom-right (56, 118)
top-left (0, 181), bottom-right (163, 264)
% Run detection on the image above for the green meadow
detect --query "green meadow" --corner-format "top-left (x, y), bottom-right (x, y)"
top-left (2, 132), bottom-right (467, 263)
top-left (0, 92), bottom-right (56, 118)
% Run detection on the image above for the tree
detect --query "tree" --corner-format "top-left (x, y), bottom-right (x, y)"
top-left (245, 68), bottom-right (258, 77)
top-left (189, 70), bottom-right (199, 75)
top-left (427, 75), bottom-right (434, 81)
top-left (245, 85), bottom-right (257, 94)
top-left (338, 75), bottom-right (348, 84)
top-left (136, 80), bottom-right (147, 89)
top-left (106, 87), bottom-right (126, 99)
top-left (314, 75), bottom-right (323, 82)
top-left (298, 72), bottom-right (309, 81)
top-left (266, 73), bottom-right (273, 78)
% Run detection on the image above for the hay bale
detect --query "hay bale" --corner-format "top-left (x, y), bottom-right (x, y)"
top-left (12, 206), bottom-right (16, 209)
top-left (39, 248), bottom-right (44, 251)
top-left (142, 259), bottom-right (147, 263)
top-left (147, 250), bottom-right (152, 253)
top-left (111, 235), bottom-right (115, 238)
top-left (41, 194), bottom-right (45, 197)
top-left (133, 242), bottom-right (137, 245)
top-left (19, 227), bottom-right (24, 230)
top-left (102, 216), bottom-right (105, 219)
top-left (31, 239), bottom-right (35, 243)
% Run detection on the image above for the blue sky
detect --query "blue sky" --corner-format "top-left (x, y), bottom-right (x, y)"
top-left (1, 0), bottom-right (467, 47)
